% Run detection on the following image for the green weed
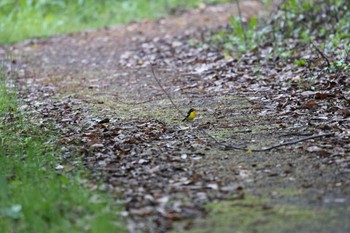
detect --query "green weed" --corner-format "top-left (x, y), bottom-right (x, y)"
top-left (0, 73), bottom-right (126, 233)
top-left (215, 0), bottom-right (350, 72)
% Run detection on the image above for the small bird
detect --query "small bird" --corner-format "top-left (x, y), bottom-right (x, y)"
top-left (182, 108), bottom-right (196, 121)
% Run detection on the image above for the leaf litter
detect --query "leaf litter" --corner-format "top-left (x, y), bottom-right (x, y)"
top-left (2, 0), bottom-right (350, 232)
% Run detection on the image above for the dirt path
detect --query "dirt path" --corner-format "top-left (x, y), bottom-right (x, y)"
top-left (3, 1), bottom-right (350, 232)
top-left (6, 1), bottom-right (263, 85)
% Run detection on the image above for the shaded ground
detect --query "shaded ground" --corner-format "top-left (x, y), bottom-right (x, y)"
top-left (2, 1), bottom-right (350, 232)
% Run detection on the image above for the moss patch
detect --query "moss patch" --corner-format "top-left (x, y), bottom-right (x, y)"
top-left (172, 194), bottom-right (348, 233)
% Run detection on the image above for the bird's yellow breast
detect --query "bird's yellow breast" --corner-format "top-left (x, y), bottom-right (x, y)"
top-left (187, 110), bottom-right (196, 120)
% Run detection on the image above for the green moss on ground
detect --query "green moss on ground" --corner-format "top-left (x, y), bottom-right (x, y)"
top-left (172, 193), bottom-right (347, 233)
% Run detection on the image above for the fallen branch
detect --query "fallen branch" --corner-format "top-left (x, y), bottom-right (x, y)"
top-left (294, 21), bottom-right (330, 67)
top-left (116, 97), bottom-right (161, 105)
top-left (279, 132), bottom-right (313, 137)
top-left (150, 65), bottom-right (184, 117)
top-left (250, 133), bottom-right (335, 152)
top-left (199, 128), bottom-right (334, 152)
top-left (345, 48), bottom-right (349, 62)
top-left (198, 128), bottom-right (247, 151)
top-left (310, 40), bottom-right (331, 67)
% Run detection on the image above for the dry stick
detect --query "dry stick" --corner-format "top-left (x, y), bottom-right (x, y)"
top-left (279, 132), bottom-right (314, 137)
top-left (290, 20), bottom-right (331, 67)
top-left (235, 0), bottom-right (248, 49)
top-left (345, 48), bottom-right (350, 62)
top-left (150, 65), bottom-right (184, 117)
top-left (200, 128), bottom-right (334, 152)
top-left (310, 40), bottom-right (331, 67)
top-left (116, 97), bottom-right (161, 105)
top-left (251, 133), bottom-right (335, 152)
top-left (199, 128), bottom-right (247, 151)
top-left (268, 0), bottom-right (287, 57)
top-left (242, 133), bottom-right (334, 152)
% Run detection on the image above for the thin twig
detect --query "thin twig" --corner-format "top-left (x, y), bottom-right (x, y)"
top-left (310, 40), bottom-right (331, 67)
top-left (235, 0), bottom-right (248, 49)
top-left (345, 48), bottom-right (350, 62)
top-left (279, 132), bottom-right (313, 137)
top-left (198, 128), bottom-right (246, 150)
top-left (268, 0), bottom-right (287, 24)
top-left (251, 133), bottom-right (334, 152)
top-left (199, 128), bottom-right (334, 152)
top-left (150, 65), bottom-right (184, 117)
top-left (116, 97), bottom-right (162, 105)
top-left (266, 0), bottom-right (287, 58)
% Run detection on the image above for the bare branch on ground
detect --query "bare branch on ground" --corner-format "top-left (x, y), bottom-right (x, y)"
top-left (199, 128), bottom-right (334, 152)
top-left (150, 65), bottom-right (184, 118)
top-left (310, 40), bottom-right (331, 67)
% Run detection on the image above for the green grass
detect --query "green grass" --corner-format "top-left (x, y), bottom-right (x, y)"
top-left (0, 73), bottom-right (126, 233)
top-left (0, 0), bottom-right (229, 44)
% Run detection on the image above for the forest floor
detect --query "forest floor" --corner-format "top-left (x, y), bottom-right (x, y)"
top-left (2, 1), bottom-right (350, 232)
